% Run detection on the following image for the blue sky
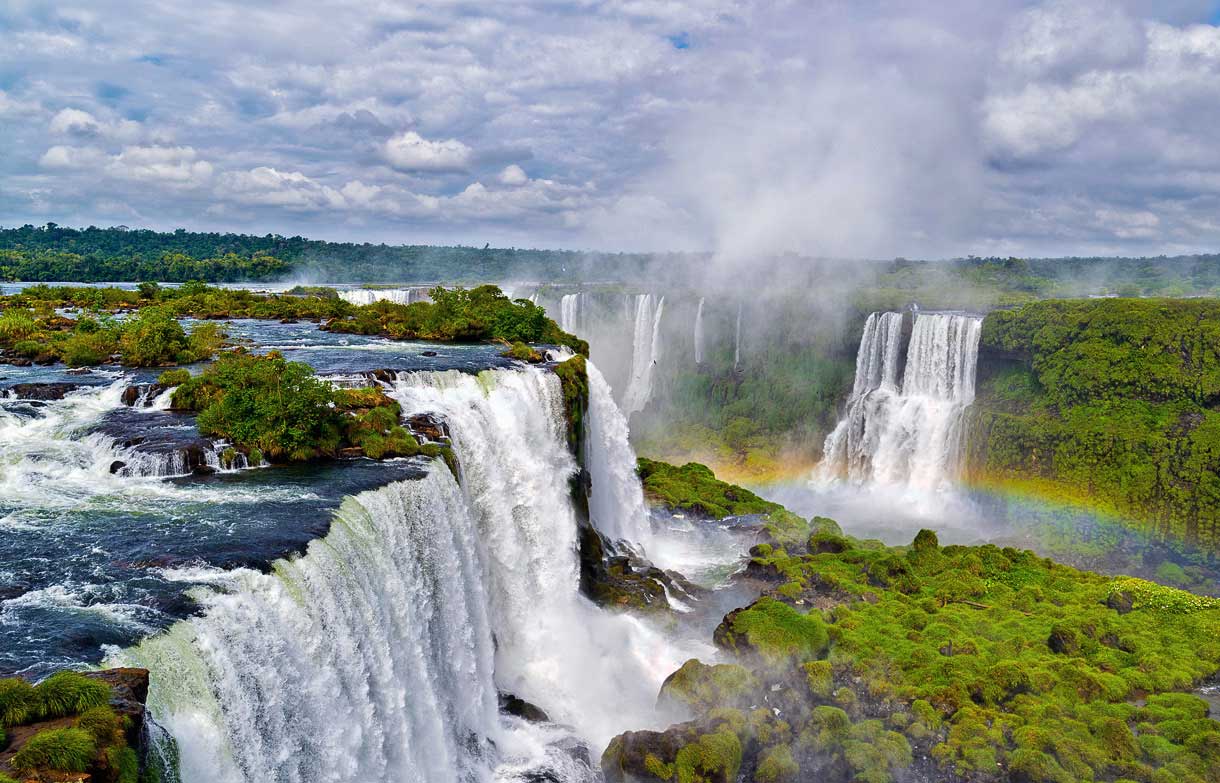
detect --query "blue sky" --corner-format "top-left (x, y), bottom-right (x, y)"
top-left (4, 0), bottom-right (1220, 259)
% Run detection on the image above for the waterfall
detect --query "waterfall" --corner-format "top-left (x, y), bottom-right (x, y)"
top-left (621, 295), bottom-right (665, 415)
top-left (337, 288), bottom-right (428, 306)
top-left (733, 302), bottom-right (742, 370)
top-left (116, 469), bottom-right (504, 783)
top-left (815, 312), bottom-right (982, 492)
top-left (585, 363), bottom-right (651, 546)
top-left (693, 298), bottom-right (705, 365)
top-left (559, 293), bottom-right (584, 334)
top-left (119, 366), bottom-right (698, 783)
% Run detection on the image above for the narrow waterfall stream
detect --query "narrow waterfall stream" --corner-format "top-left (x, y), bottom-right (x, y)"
top-left (622, 294), bottom-right (665, 415)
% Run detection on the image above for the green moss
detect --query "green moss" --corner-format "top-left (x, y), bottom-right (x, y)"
top-left (717, 597), bottom-right (828, 664)
top-left (637, 458), bottom-right (782, 519)
top-left (553, 355), bottom-right (588, 455)
top-left (659, 660), bottom-right (759, 713)
top-left (754, 744), bottom-right (799, 782)
top-left (502, 341), bottom-right (542, 362)
top-left (672, 729), bottom-right (741, 783)
top-left (11, 727), bottom-right (96, 774)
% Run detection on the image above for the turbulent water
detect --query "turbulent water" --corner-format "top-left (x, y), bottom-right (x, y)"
top-left (816, 311), bottom-right (982, 491)
top-left (114, 365), bottom-right (707, 783)
top-left (621, 294), bottom-right (665, 415)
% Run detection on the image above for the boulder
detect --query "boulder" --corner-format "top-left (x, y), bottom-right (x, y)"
top-left (498, 692), bottom-right (550, 723)
top-left (6, 383), bottom-right (81, 401)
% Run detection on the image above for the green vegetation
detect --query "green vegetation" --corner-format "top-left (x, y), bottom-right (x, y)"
top-left (171, 351), bottom-right (448, 464)
top-left (554, 354), bottom-right (588, 455)
top-left (967, 298), bottom-right (1220, 552)
top-left (637, 458), bottom-right (781, 518)
top-left (0, 282), bottom-right (575, 369)
top-left (610, 464), bottom-right (1220, 783)
top-left (325, 285), bottom-right (586, 354)
top-left (0, 303), bottom-right (223, 367)
top-left (0, 674), bottom-right (138, 783)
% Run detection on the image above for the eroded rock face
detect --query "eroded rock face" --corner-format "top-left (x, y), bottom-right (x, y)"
top-left (85, 667), bottom-right (150, 745)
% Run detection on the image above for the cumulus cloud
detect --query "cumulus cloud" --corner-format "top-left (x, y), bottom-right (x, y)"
top-left (5, 0), bottom-right (1220, 253)
top-left (383, 131), bottom-right (472, 172)
top-left (498, 164), bottom-right (529, 186)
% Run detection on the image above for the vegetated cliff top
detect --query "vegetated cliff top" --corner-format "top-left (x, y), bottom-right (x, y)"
top-left (613, 458), bottom-right (1220, 783)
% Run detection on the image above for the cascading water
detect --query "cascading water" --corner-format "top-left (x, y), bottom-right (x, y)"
top-left (559, 293), bottom-right (585, 334)
top-left (337, 288), bottom-right (428, 306)
top-left (693, 298), bottom-right (705, 365)
top-left (815, 311), bottom-right (982, 492)
top-left (621, 294), bottom-right (665, 415)
top-left (585, 363), bottom-right (651, 545)
top-left (118, 366), bottom-right (704, 783)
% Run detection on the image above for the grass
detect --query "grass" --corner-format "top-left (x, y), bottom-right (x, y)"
top-left (10, 727), bottom-right (96, 774)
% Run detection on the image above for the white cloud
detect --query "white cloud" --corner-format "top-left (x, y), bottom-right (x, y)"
top-left (498, 164), bottom-right (529, 186)
top-left (39, 145), bottom-right (107, 169)
top-left (383, 131), bottom-right (472, 172)
top-left (107, 146), bottom-right (213, 186)
top-left (217, 167), bottom-right (345, 210)
top-left (49, 108), bottom-right (102, 136)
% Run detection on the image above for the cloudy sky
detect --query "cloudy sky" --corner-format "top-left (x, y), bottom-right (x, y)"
top-left (4, 0), bottom-right (1220, 258)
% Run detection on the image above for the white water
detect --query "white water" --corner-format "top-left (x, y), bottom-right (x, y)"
top-left (119, 366), bottom-right (706, 783)
top-left (585, 363), bottom-right (651, 546)
top-left (815, 311), bottom-right (982, 492)
top-left (337, 288), bottom-right (429, 306)
top-left (559, 293), bottom-right (585, 334)
top-left (621, 294), bottom-right (665, 415)
top-left (693, 298), bottom-right (705, 365)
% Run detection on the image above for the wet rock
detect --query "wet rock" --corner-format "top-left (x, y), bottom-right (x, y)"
top-left (499, 691), bottom-right (550, 723)
top-left (109, 460), bottom-right (127, 474)
top-left (337, 447), bottom-right (365, 459)
top-left (578, 524), bottom-right (687, 613)
top-left (85, 667), bottom-right (150, 744)
top-left (422, 350), bottom-right (438, 357)
top-left (6, 382), bottom-right (81, 401)
top-left (1106, 589), bottom-right (1135, 614)
top-left (362, 369), bottom-right (397, 384)
top-left (406, 412), bottom-right (450, 443)
top-left (1047, 625), bottom-right (1081, 655)
top-left (121, 382), bottom-right (171, 407)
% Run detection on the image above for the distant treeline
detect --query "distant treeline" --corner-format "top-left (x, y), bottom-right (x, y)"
top-left (3, 224), bottom-right (1220, 291)
top-left (0, 223), bottom-right (670, 283)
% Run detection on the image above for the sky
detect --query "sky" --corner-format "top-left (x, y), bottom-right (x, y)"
top-left (4, 0), bottom-right (1220, 259)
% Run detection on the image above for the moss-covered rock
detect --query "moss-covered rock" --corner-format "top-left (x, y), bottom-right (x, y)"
top-left (658, 660), bottom-right (759, 714)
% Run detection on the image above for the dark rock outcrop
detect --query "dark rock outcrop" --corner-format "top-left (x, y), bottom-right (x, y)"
top-left (498, 691), bottom-right (550, 723)
top-left (6, 382), bottom-right (81, 401)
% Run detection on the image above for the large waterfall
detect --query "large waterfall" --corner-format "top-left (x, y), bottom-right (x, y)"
top-left (815, 311), bottom-right (982, 491)
top-left (116, 366), bottom-right (697, 783)
top-left (621, 294), bottom-right (665, 415)
top-left (586, 363), bottom-right (652, 545)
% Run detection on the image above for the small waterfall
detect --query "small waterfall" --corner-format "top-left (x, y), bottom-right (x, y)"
top-left (559, 293), bottom-right (585, 334)
top-left (733, 302), bottom-right (742, 370)
top-left (815, 312), bottom-right (982, 492)
top-left (693, 298), bottom-right (705, 365)
top-left (585, 363), bottom-right (651, 546)
top-left (621, 294), bottom-right (665, 415)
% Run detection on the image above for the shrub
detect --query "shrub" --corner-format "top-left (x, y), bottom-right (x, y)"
top-left (0, 310), bottom-right (39, 342)
top-left (119, 306), bottom-right (188, 366)
top-left (157, 368), bottom-right (191, 386)
top-left (10, 727), bottom-right (96, 773)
